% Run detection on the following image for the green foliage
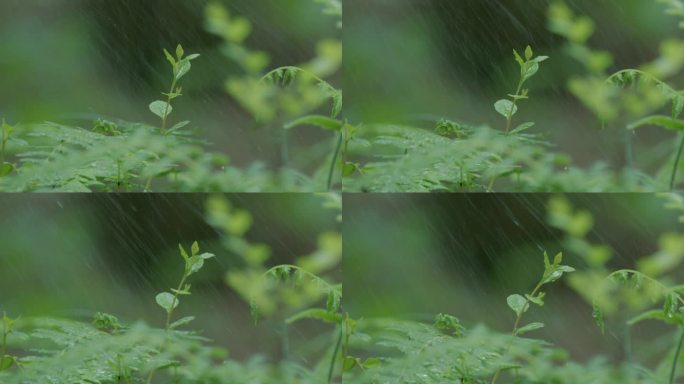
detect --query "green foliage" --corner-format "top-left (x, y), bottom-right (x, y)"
top-left (205, 0), bottom-right (343, 190)
top-left (345, 1), bottom-right (684, 192)
top-left (0, 1), bottom-right (342, 192)
top-left (205, 194), bottom-right (343, 382)
top-left (344, 122), bottom-right (656, 192)
top-left (344, 195), bottom-right (684, 384)
top-left (0, 196), bottom-right (340, 383)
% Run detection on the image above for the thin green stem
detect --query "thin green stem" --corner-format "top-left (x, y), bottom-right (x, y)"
top-left (281, 128), bottom-right (289, 167)
top-left (670, 133), bottom-right (684, 191)
top-left (1, 122), bottom-right (6, 165)
top-left (161, 77), bottom-right (178, 133)
top-left (327, 132), bottom-right (343, 191)
top-left (1, 322), bottom-right (7, 369)
top-left (327, 325), bottom-right (343, 383)
top-left (670, 326), bottom-right (684, 384)
top-left (625, 130), bottom-right (634, 170)
top-left (491, 282), bottom-right (543, 384)
top-left (165, 275), bottom-right (187, 330)
top-left (281, 322), bottom-right (290, 361)
top-left (147, 272), bottom-right (187, 384)
top-left (506, 79), bottom-right (525, 132)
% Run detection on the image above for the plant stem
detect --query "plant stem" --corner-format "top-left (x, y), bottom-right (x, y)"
top-left (165, 275), bottom-right (187, 330)
top-left (161, 77), bottom-right (178, 133)
top-left (327, 132), bottom-right (343, 191)
top-left (1, 321), bottom-right (6, 369)
top-left (1, 123), bottom-right (6, 165)
top-left (147, 273), bottom-right (187, 384)
top-left (491, 282), bottom-right (543, 384)
top-left (281, 128), bottom-right (289, 167)
top-left (624, 130), bottom-right (634, 171)
top-left (327, 325), bottom-right (343, 383)
top-left (281, 323), bottom-right (290, 361)
top-left (670, 133), bottom-right (684, 191)
top-left (506, 79), bottom-right (525, 132)
top-left (670, 326), bottom-right (684, 384)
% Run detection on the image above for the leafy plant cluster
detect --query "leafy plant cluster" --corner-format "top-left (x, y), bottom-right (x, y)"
top-left (0, 194), bottom-right (342, 383)
top-left (344, 1), bottom-right (684, 192)
top-left (342, 194), bottom-right (684, 384)
top-left (0, 0), bottom-right (341, 192)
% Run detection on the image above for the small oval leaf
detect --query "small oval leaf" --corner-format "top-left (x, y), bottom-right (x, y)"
top-left (494, 99), bottom-right (518, 118)
top-left (149, 101), bottom-right (173, 119)
top-left (155, 292), bottom-right (178, 314)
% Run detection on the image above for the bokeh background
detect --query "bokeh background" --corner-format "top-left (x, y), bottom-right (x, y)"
top-left (0, 0), bottom-right (339, 169)
top-left (344, 193), bottom-right (682, 366)
top-left (0, 193), bottom-right (340, 363)
top-left (345, 0), bottom-right (682, 171)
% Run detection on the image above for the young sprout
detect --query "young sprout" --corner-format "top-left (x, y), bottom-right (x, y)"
top-left (0, 120), bottom-right (15, 177)
top-left (491, 251), bottom-right (573, 384)
top-left (155, 241), bottom-right (215, 330)
top-left (494, 46), bottom-right (548, 133)
top-left (149, 44), bottom-right (200, 133)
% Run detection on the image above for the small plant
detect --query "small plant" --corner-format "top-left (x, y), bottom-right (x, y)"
top-left (149, 44), bottom-right (200, 134)
top-left (0, 313), bottom-right (21, 371)
top-left (0, 120), bottom-right (15, 178)
top-left (491, 252), bottom-right (574, 384)
top-left (494, 46), bottom-right (548, 133)
top-left (155, 241), bottom-right (214, 331)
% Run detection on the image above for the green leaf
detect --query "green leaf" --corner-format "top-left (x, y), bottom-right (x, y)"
top-left (198, 252), bottom-right (215, 260)
top-left (343, 356), bottom-right (359, 371)
top-left (170, 287), bottom-right (191, 296)
top-left (176, 61), bottom-right (192, 81)
top-left (525, 292), bottom-right (546, 306)
top-left (0, 355), bottom-right (14, 370)
top-left (149, 101), bottom-right (173, 119)
top-left (167, 120), bottom-right (190, 134)
top-left (327, 289), bottom-right (341, 312)
top-left (331, 90), bottom-right (343, 118)
top-left (507, 294), bottom-right (528, 316)
top-left (494, 99), bottom-right (518, 118)
top-left (176, 44), bottom-right (185, 60)
top-left (513, 49), bottom-right (525, 68)
top-left (627, 115), bottom-right (684, 131)
top-left (179, 244), bottom-right (189, 261)
top-left (362, 357), bottom-right (382, 369)
top-left (525, 46), bottom-right (533, 60)
top-left (0, 163), bottom-right (14, 177)
top-left (155, 292), bottom-right (178, 314)
top-left (284, 115), bottom-right (343, 131)
top-left (285, 308), bottom-right (342, 324)
top-left (510, 122), bottom-right (535, 134)
top-left (515, 322), bottom-right (544, 335)
top-left (522, 62), bottom-right (540, 81)
top-left (163, 49), bottom-right (176, 66)
top-left (169, 316), bottom-right (195, 329)
top-left (191, 241), bottom-right (200, 256)
top-left (187, 255), bottom-right (205, 274)
top-left (673, 95), bottom-right (684, 119)
top-left (627, 309), bottom-right (668, 326)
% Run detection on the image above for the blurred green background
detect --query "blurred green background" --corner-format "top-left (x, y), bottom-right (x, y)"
top-left (345, 0), bottom-right (682, 170)
top-left (0, 0), bottom-right (338, 168)
top-left (344, 193), bottom-right (682, 364)
top-left (0, 193), bottom-right (340, 362)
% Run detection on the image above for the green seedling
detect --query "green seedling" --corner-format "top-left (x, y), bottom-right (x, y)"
top-left (155, 241), bottom-right (214, 331)
top-left (494, 46), bottom-right (548, 133)
top-left (150, 44), bottom-right (200, 133)
top-left (490, 252), bottom-right (574, 384)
